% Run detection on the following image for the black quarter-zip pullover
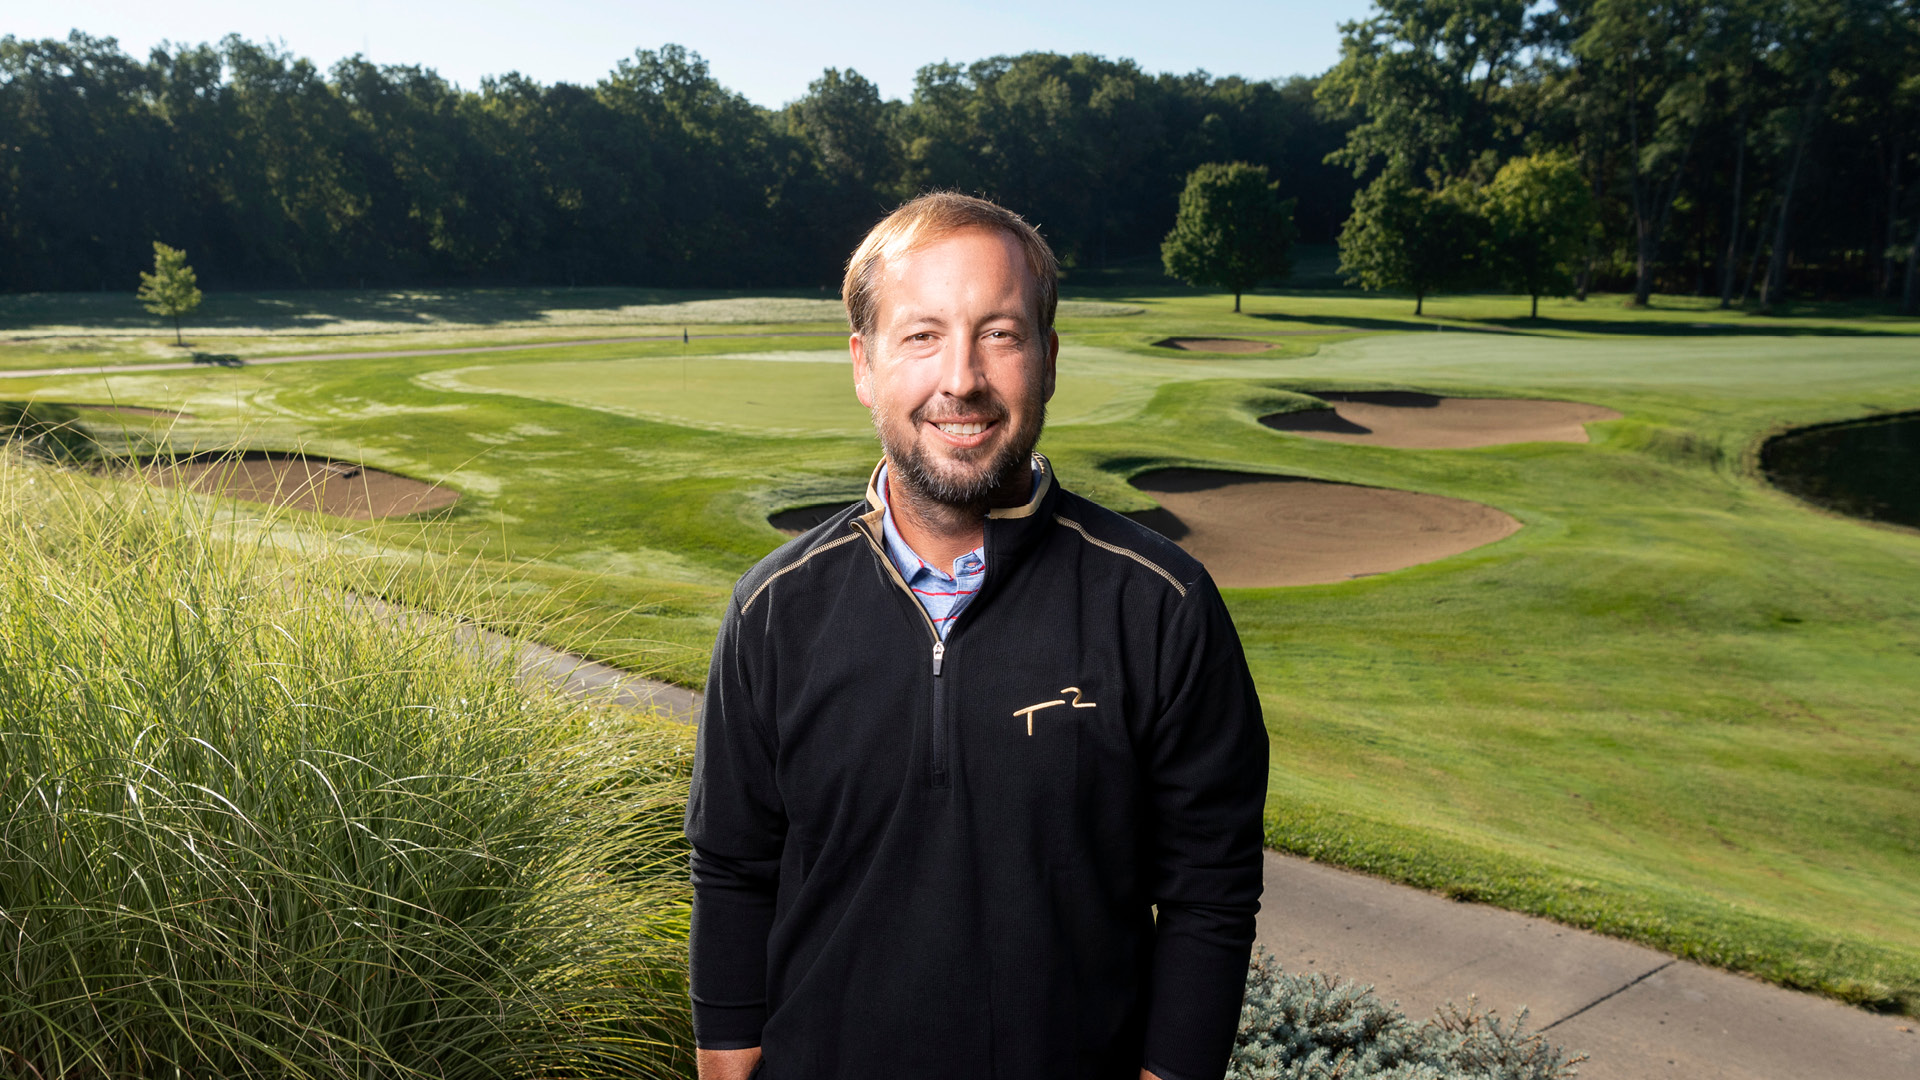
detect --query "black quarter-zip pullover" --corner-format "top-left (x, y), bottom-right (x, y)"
top-left (686, 456), bottom-right (1268, 1080)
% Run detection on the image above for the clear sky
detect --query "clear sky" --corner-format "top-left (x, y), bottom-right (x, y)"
top-left (14, 0), bottom-right (1375, 108)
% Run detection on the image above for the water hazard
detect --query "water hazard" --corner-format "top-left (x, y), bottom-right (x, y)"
top-left (1761, 414), bottom-right (1920, 529)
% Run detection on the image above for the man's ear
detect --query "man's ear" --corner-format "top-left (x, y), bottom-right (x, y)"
top-left (850, 333), bottom-right (875, 408)
top-left (1041, 329), bottom-right (1060, 404)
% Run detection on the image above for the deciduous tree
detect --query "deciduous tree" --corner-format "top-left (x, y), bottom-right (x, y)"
top-left (1561, 0), bottom-right (1713, 307)
top-left (1480, 152), bottom-right (1596, 317)
top-left (136, 241), bottom-right (202, 345)
top-left (1318, 0), bottom-right (1533, 182)
top-left (1338, 173), bottom-right (1486, 315)
top-left (1160, 162), bottom-right (1297, 312)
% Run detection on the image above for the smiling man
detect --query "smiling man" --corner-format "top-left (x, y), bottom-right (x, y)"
top-left (686, 193), bottom-right (1268, 1080)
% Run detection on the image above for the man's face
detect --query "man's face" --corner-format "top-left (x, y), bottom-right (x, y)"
top-left (850, 228), bottom-right (1058, 510)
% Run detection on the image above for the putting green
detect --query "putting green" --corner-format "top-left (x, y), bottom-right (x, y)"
top-left (421, 347), bottom-right (1185, 434)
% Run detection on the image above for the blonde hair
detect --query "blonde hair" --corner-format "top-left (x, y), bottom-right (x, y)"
top-left (842, 192), bottom-right (1059, 338)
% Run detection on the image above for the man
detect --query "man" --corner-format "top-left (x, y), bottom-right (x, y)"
top-left (686, 193), bottom-right (1268, 1080)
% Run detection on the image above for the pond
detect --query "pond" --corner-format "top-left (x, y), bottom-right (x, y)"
top-left (1761, 413), bottom-right (1920, 529)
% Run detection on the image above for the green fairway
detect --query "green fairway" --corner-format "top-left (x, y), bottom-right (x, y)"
top-left (4, 286), bottom-right (1919, 1014)
top-left (424, 345), bottom-right (1313, 435)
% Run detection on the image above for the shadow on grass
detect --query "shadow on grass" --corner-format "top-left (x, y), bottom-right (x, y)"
top-left (0, 285), bottom-right (849, 334)
top-left (1249, 308), bottom-right (1919, 338)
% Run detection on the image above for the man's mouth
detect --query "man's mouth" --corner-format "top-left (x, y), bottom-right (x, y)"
top-left (933, 420), bottom-right (991, 437)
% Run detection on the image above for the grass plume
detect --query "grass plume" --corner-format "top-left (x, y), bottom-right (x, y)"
top-left (0, 457), bottom-right (694, 1078)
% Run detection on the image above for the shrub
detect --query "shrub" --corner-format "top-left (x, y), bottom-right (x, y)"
top-left (1228, 950), bottom-right (1584, 1079)
top-left (0, 458), bottom-right (693, 1079)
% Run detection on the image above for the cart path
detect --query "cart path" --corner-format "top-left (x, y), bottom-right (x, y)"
top-left (350, 594), bottom-right (702, 720)
top-left (1256, 852), bottom-right (1916, 1079)
top-left (492, 628), bottom-right (701, 718)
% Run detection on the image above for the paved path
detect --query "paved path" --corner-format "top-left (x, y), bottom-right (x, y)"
top-left (0, 330), bottom-right (846, 380)
top-left (480, 626), bottom-right (701, 719)
top-left (1257, 852), bottom-right (1917, 1079)
top-left (349, 594), bottom-right (702, 721)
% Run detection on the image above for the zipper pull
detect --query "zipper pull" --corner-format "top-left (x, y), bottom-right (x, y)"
top-left (931, 640), bottom-right (945, 676)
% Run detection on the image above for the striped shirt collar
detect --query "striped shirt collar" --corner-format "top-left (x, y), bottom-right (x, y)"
top-left (875, 463), bottom-right (987, 575)
top-left (873, 458), bottom-right (1045, 638)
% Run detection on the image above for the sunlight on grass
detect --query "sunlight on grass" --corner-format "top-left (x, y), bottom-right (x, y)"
top-left (420, 347), bottom-right (1161, 435)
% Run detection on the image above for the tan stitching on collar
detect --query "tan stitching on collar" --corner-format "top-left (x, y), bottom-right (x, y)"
top-left (864, 458), bottom-right (887, 513)
top-left (741, 533), bottom-right (863, 613)
top-left (868, 453), bottom-right (1052, 520)
top-left (1053, 514), bottom-right (1187, 597)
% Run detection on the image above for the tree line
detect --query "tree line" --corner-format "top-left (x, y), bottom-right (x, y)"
top-left (3, 2), bottom-right (1917, 309)
top-left (0, 34), bottom-right (1354, 293)
top-left (1322, 0), bottom-right (1920, 310)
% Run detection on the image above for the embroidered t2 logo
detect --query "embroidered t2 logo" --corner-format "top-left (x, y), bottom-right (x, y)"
top-left (1011, 687), bottom-right (1096, 735)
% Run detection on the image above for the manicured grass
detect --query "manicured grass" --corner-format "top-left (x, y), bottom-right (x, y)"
top-left (426, 345), bottom-right (1279, 436)
top-left (0, 286), bottom-right (1143, 373)
top-left (5, 285), bottom-right (1919, 1015)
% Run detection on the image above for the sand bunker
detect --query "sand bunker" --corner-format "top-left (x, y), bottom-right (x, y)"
top-left (142, 452), bottom-right (459, 520)
top-left (1126, 468), bottom-right (1519, 587)
top-left (770, 501), bottom-right (859, 536)
top-left (1262, 392), bottom-right (1620, 449)
top-left (1155, 337), bottom-right (1277, 353)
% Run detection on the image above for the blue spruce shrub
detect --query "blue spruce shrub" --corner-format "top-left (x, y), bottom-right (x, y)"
top-left (1228, 950), bottom-right (1584, 1079)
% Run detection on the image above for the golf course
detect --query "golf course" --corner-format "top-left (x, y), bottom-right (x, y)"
top-left (3, 283), bottom-right (1918, 1019)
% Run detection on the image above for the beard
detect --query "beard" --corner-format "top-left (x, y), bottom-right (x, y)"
top-left (875, 392), bottom-right (1047, 514)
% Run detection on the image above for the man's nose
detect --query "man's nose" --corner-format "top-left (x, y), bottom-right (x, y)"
top-left (935, 336), bottom-right (989, 399)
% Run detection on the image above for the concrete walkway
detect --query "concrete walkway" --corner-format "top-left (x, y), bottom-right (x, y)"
top-left (1256, 852), bottom-right (1917, 1079)
top-left (482, 626), bottom-right (701, 719)
top-left (348, 594), bottom-right (702, 720)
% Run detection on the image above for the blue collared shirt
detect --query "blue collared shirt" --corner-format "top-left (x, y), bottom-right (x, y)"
top-left (875, 463), bottom-right (986, 640)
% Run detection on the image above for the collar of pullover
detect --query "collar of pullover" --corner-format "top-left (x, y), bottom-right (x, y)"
top-left (860, 452), bottom-right (1060, 572)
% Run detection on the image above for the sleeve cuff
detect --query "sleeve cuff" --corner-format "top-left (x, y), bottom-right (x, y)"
top-left (692, 999), bottom-right (768, 1050)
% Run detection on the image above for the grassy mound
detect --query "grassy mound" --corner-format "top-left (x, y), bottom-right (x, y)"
top-left (0, 460), bottom-right (694, 1078)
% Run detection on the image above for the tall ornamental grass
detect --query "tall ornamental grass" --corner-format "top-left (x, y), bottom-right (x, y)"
top-left (0, 458), bottom-right (694, 1078)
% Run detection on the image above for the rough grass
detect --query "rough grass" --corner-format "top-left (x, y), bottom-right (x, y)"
top-left (3, 286), bottom-right (1919, 1016)
top-left (0, 458), bottom-right (696, 1078)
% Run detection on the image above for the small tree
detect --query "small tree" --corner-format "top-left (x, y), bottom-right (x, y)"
top-left (137, 242), bottom-right (203, 346)
top-left (1480, 153), bottom-right (1596, 319)
top-left (1337, 172), bottom-right (1485, 316)
top-left (1161, 162), bottom-right (1297, 313)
